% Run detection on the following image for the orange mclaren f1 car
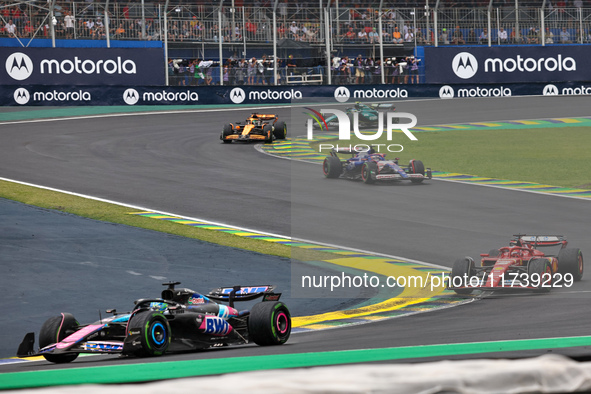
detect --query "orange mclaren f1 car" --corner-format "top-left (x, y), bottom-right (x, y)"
top-left (220, 113), bottom-right (287, 143)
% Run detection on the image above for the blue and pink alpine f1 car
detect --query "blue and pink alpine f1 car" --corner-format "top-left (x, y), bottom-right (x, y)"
top-left (17, 282), bottom-right (291, 363)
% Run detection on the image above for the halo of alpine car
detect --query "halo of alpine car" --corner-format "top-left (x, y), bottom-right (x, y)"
top-left (221, 113), bottom-right (287, 143)
top-left (17, 282), bottom-right (291, 363)
top-left (448, 235), bottom-right (584, 294)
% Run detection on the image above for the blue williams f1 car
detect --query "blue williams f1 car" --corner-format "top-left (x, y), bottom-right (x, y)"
top-left (323, 147), bottom-right (432, 184)
top-left (17, 282), bottom-right (291, 363)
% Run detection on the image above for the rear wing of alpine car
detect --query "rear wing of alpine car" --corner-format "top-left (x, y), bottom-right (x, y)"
top-left (207, 285), bottom-right (281, 307)
top-left (510, 234), bottom-right (567, 248)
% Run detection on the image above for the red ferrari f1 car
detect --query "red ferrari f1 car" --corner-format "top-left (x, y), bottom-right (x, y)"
top-left (448, 234), bottom-right (583, 294)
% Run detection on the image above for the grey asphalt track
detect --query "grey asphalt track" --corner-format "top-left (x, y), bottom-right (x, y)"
top-left (1, 95), bottom-right (591, 372)
top-left (0, 198), bottom-right (365, 359)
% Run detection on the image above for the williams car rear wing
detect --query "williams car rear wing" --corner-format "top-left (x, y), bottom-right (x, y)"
top-left (510, 234), bottom-right (567, 248)
top-left (207, 285), bottom-right (281, 307)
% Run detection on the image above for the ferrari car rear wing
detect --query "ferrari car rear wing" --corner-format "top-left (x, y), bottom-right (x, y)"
top-left (207, 285), bottom-right (281, 307)
top-left (510, 234), bottom-right (567, 248)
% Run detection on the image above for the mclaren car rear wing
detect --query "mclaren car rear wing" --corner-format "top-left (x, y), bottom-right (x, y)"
top-left (207, 285), bottom-right (281, 307)
top-left (510, 234), bottom-right (567, 248)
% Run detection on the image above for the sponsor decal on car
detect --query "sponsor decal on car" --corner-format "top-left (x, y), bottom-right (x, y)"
top-left (201, 316), bottom-right (231, 336)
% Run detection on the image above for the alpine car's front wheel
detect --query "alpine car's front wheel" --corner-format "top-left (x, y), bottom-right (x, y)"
top-left (361, 162), bottom-right (377, 184)
top-left (248, 301), bottom-right (291, 346)
top-left (323, 156), bottom-right (342, 178)
top-left (125, 311), bottom-right (170, 357)
top-left (39, 313), bottom-right (79, 363)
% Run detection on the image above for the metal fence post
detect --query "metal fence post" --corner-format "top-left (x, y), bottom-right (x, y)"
top-left (541, 8), bottom-right (545, 46)
top-left (378, 0), bottom-right (385, 84)
top-left (434, 0), bottom-right (439, 47)
top-left (487, 7), bottom-right (492, 46)
top-left (49, 0), bottom-right (56, 48)
top-left (218, 1), bottom-right (224, 86)
top-left (579, 7), bottom-right (583, 43)
top-left (106, 0), bottom-right (111, 48)
top-left (324, 7), bottom-right (331, 85)
top-left (515, 0), bottom-right (520, 44)
top-left (273, 0), bottom-right (278, 85)
top-left (163, 1), bottom-right (169, 86)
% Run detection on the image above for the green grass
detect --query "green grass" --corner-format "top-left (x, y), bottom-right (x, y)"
top-left (314, 126), bottom-right (591, 189)
top-left (0, 180), bottom-right (338, 262)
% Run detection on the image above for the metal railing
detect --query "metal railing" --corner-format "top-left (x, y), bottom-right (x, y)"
top-left (3, 2), bottom-right (591, 45)
top-left (2, 2), bottom-right (591, 86)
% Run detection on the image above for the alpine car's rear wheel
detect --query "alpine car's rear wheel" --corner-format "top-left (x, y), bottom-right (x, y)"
top-left (273, 121), bottom-right (287, 140)
top-left (361, 162), bottom-right (377, 184)
top-left (558, 248), bottom-right (583, 281)
top-left (248, 301), bottom-right (291, 346)
top-left (126, 311), bottom-right (170, 357)
top-left (263, 124), bottom-right (274, 144)
top-left (450, 258), bottom-right (475, 295)
top-left (221, 124), bottom-right (233, 143)
top-left (409, 159), bottom-right (425, 184)
top-left (323, 156), bottom-right (342, 178)
top-left (39, 313), bottom-right (79, 363)
top-left (528, 258), bottom-right (553, 293)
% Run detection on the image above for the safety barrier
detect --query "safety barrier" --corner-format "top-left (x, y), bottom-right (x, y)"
top-left (2, 80), bottom-right (587, 106)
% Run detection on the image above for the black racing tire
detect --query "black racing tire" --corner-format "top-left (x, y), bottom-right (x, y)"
top-left (263, 124), bottom-right (274, 144)
top-left (361, 161), bottom-right (377, 184)
top-left (323, 156), bottom-right (342, 178)
top-left (248, 301), bottom-right (291, 346)
top-left (488, 249), bottom-right (500, 257)
top-left (558, 248), bottom-right (583, 281)
top-left (39, 313), bottom-right (79, 363)
top-left (409, 160), bottom-right (425, 184)
top-left (221, 124), bottom-right (233, 143)
top-left (528, 258), bottom-right (553, 293)
top-left (450, 258), bottom-right (475, 295)
top-left (273, 121), bottom-right (287, 140)
top-left (126, 311), bottom-right (171, 357)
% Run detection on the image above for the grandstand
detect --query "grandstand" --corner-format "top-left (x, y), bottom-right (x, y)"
top-left (2, 0), bottom-right (590, 85)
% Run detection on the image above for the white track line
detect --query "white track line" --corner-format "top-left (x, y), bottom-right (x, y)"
top-left (0, 176), bottom-right (448, 270)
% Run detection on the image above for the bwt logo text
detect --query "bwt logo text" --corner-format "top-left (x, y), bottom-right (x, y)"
top-left (306, 109), bottom-right (417, 141)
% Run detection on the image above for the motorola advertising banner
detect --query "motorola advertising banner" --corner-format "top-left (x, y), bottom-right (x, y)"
top-left (424, 46), bottom-right (591, 84)
top-left (0, 48), bottom-right (164, 86)
top-left (2, 81), bottom-right (591, 106)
